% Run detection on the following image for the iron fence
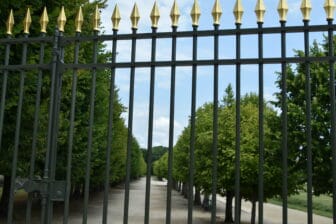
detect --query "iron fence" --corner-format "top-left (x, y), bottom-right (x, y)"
top-left (0, 0), bottom-right (335, 224)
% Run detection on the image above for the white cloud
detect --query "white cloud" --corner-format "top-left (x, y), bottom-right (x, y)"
top-left (101, 0), bottom-right (193, 34)
top-left (153, 116), bottom-right (183, 147)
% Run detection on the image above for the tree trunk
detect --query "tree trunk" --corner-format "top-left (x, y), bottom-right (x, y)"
top-left (182, 182), bottom-right (188, 198)
top-left (0, 175), bottom-right (11, 216)
top-left (194, 187), bottom-right (201, 205)
top-left (224, 190), bottom-right (234, 223)
top-left (202, 193), bottom-right (210, 211)
top-left (251, 199), bottom-right (256, 224)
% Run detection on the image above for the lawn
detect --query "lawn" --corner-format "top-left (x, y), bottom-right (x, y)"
top-left (269, 193), bottom-right (333, 218)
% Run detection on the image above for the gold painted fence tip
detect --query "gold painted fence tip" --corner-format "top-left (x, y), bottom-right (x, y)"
top-left (93, 5), bottom-right (100, 31)
top-left (277, 0), bottom-right (288, 22)
top-left (23, 8), bottom-right (32, 34)
top-left (150, 1), bottom-right (160, 28)
top-left (130, 3), bottom-right (140, 29)
top-left (6, 9), bottom-right (14, 35)
top-left (40, 7), bottom-right (49, 33)
top-left (112, 5), bottom-right (121, 30)
top-left (57, 6), bottom-right (66, 32)
top-left (212, 0), bottom-right (222, 25)
top-left (170, 0), bottom-right (180, 27)
top-left (233, 0), bottom-right (244, 24)
top-left (324, 0), bottom-right (336, 20)
top-left (191, 0), bottom-right (201, 26)
top-left (75, 6), bottom-right (84, 33)
top-left (255, 0), bottom-right (266, 23)
top-left (300, 0), bottom-right (312, 21)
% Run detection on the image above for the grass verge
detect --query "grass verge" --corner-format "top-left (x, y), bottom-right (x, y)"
top-left (269, 193), bottom-right (332, 218)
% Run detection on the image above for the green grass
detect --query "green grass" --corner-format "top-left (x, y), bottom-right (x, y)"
top-left (269, 193), bottom-right (332, 218)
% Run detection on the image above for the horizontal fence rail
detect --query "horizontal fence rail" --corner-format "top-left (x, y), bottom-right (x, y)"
top-left (0, 0), bottom-right (335, 224)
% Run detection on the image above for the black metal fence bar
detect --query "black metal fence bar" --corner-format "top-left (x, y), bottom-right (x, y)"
top-left (327, 17), bottom-right (336, 224)
top-left (257, 21), bottom-right (264, 224)
top-left (211, 23), bottom-right (219, 224)
top-left (124, 27), bottom-right (137, 224)
top-left (41, 29), bottom-right (59, 224)
top-left (48, 30), bottom-right (65, 223)
top-left (3, 56), bottom-right (336, 72)
top-left (188, 25), bottom-right (198, 224)
top-left (166, 25), bottom-right (178, 224)
top-left (234, 22), bottom-right (241, 224)
top-left (280, 20), bottom-right (288, 224)
top-left (303, 19), bottom-right (313, 224)
top-left (25, 32), bottom-right (46, 224)
top-left (0, 36), bottom-right (11, 150)
top-left (63, 31), bottom-right (81, 224)
top-left (7, 33), bottom-right (28, 224)
top-left (82, 31), bottom-right (99, 224)
top-left (144, 26), bottom-right (157, 224)
top-left (102, 29), bottom-right (118, 224)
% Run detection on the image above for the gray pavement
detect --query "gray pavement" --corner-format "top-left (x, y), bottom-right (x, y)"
top-left (2, 176), bottom-right (333, 223)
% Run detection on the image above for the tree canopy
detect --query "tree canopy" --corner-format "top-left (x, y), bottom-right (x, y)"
top-left (273, 38), bottom-right (335, 196)
top-left (0, 0), bottom-right (146, 213)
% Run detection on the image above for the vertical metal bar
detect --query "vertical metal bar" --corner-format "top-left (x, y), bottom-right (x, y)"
top-left (82, 31), bottom-right (99, 224)
top-left (123, 28), bottom-right (137, 224)
top-left (303, 20), bottom-right (313, 224)
top-left (166, 26), bottom-right (177, 224)
top-left (47, 30), bottom-right (65, 223)
top-left (63, 32), bottom-right (80, 224)
top-left (41, 28), bottom-right (59, 224)
top-left (280, 20), bottom-right (288, 224)
top-left (144, 27), bottom-right (157, 224)
top-left (234, 23), bottom-right (241, 224)
top-left (25, 32), bottom-right (46, 224)
top-left (327, 18), bottom-right (336, 224)
top-left (0, 36), bottom-right (11, 149)
top-left (188, 25), bottom-right (198, 224)
top-left (102, 29), bottom-right (118, 224)
top-left (211, 24), bottom-right (219, 224)
top-left (7, 33), bottom-right (28, 224)
top-left (257, 21), bottom-right (264, 224)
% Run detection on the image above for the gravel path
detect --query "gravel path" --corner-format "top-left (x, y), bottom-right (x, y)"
top-left (1, 177), bottom-right (333, 223)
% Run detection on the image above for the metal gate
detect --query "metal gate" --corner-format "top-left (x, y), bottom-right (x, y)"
top-left (0, 0), bottom-right (335, 223)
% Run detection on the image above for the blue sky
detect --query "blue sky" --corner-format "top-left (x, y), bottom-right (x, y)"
top-left (97, 0), bottom-right (332, 148)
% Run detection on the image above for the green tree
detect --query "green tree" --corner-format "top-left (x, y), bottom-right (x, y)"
top-left (274, 39), bottom-right (335, 196)
top-left (0, 0), bottom-right (145, 214)
top-left (169, 85), bottom-right (300, 223)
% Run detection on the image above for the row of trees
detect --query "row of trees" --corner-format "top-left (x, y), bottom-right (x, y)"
top-left (0, 0), bottom-right (146, 214)
top-left (154, 37), bottom-right (335, 223)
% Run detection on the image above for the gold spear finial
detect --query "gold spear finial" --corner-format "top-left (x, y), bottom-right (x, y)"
top-left (130, 3), bottom-right (140, 29)
top-left (75, 6), bottom-right (84, 33)
top-left (324, 0), bottom-right (336, 19)
top-left (40, 7), bottom-right (49, 33)
top-left (23, 8), bottom-right (32, 34)
top-left (277, 0), bottom-right (288, 22)
top-left (93, 5), bottom-right (100, 31)
top-left (150, 1), bottom-right (160, 28)
top-left (190, 0), bottom-right (201, 26)
top-left (300, 0), bottom-right (312, 21)
top-left (170, 0), bottom-right (180, 27)
top-left (212, 0), bottom-right (222, 25)
top-left (233, 0), bottom-right (244, 24)
top-left (255, 0), bottom-right (266, 23)
top-left (57, 6), bottom-right (67, 32)
top-left (6, 9), bottom-right (14, 35)
top-left (112, 4), bottom-right (121, 30)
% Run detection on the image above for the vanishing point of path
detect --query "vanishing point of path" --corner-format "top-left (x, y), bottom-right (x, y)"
top-left (3, 177), bottom-right (333, 223)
